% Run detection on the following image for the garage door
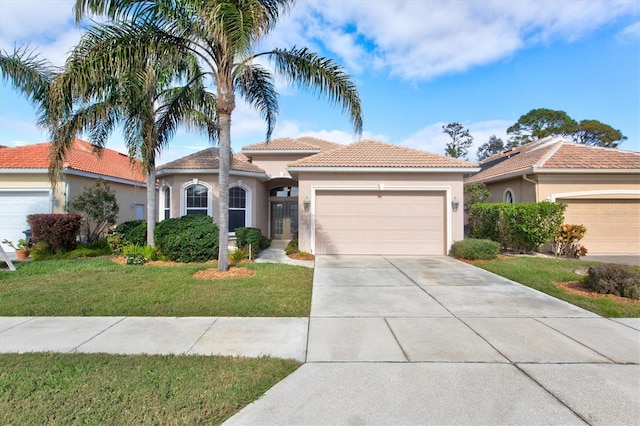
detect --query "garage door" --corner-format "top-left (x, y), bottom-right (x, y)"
top-left (0, 191), bottom-right (51, 252)
top-left (560, 199), bottom-right (640, 254)
top-left (315, 190), bottom-right (445, 255)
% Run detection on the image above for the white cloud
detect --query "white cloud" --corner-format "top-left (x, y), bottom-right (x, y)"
top-left (267, 0), bottom-right (639, 81)
top-left (402, 120), bottom-right (511, 161)
top-left (617, 20), bottom-right (640, 43)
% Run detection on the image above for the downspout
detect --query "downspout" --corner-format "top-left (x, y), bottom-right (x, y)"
top-left (522, 173), bottom-right (538, 202)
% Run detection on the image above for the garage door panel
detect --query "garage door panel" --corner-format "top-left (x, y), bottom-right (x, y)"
top-left (0, 191), bottom-right (51, 252)
top-left (315, 190), bottom-right (445, 255)
top-left (561, 199), bottom-right (640, 255)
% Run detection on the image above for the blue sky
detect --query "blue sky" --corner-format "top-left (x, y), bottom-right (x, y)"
top-left (1, 0), bottom-right (638, 165)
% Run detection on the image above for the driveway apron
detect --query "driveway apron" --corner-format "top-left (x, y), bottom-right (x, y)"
top-left (226, 255), bottom-right (640, 426)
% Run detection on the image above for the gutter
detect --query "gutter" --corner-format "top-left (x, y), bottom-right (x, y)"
top-left (522, 173), bottom-right (539, 202)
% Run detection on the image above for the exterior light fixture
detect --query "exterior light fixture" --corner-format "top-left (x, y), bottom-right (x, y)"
top-left (303, 196), bottom-right (311, 212)
top-left (452, 197), bottom-right (460, 212)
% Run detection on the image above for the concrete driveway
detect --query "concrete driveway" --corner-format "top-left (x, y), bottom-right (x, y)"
top-left (226, 255), bottom-right (640, 425)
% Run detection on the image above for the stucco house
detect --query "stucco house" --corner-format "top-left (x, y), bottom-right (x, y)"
top-left (156, 137), bottom-right (479, 255)
top-left (465, 136), bottom-right (640, 254)
top-left (0, 138), bottom-right (147, 252)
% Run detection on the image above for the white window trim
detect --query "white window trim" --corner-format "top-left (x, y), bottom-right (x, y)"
top-left (503, 187), bottom-right (515, 204)
top-left (180, 180), bottom-right (213, 216)
top-left (159, 185), bottom-right (172, 221)
top-left (229, 181), bottom-right (252, 234)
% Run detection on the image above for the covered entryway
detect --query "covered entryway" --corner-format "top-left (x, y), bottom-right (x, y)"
top-left (560, 198), bottom-right (640, 254)
top-left (0, 190), bottom-right (51, 252)
top-left (269, 184), bottom-right (298, 240)
top-left (314, 190), bottom-right (446, 255)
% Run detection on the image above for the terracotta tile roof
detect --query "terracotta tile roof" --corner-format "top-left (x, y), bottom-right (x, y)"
top-left (466, 137), bottom-right (640, 184)
top-left (156, 147), bottom-right (266, 175)
top-left (0, 139), bottom-right (146, 183)
top-left (288, 140), bottom-right (478, 169)
top-left (242, 137), bottom-right (342, 152)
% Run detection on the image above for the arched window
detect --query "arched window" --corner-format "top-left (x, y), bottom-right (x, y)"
top-left (185, 184), bottom-right (208, 215)
top-left (163, 187), bottom-right (171, 220)
top-left (229, 186), bottom-right (247, 232)
top-left (504, 188), bottom-right (514, 204)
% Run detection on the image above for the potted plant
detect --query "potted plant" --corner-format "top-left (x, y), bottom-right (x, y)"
top-left (2, 239), bottom-right (30, 260)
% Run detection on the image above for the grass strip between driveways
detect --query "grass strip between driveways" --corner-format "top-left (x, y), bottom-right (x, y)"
top-left (474, 256), bottom-right (640, 318)
top-left (0, 258), bottom-right (313, 317)
top-left (0, 352), bottom-right (300, 425)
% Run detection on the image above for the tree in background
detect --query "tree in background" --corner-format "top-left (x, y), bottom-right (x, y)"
top-left (573, 119), bottom-right (627, 148)
top-left (69, 179), bottom-right (119, 244)
top-left (443, 122), bottom-right (473, 159)
top-left (463, 183), bottom-right (490, 213)
top-left (506, 108), bottom-right (578, 146)
top-left (476, 135), bottom-right (505, 161)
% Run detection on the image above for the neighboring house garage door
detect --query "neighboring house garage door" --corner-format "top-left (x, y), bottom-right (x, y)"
top-left (560, 199), bottom-right (640, 255)
top-left (315, 190), bottom-right (445, 255)
top-left (0, 191), bottom-right (51, 252)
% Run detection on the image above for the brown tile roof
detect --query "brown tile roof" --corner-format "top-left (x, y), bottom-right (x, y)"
top-left (0, 139), bottom-right (146, 183)
top-left (288, 140), bottom-right (478, 169)
top-left (242, 137), bottom-right (342, 152)
top-left (156, 148), bottom-right (266, 175)
top-left (466, 137), bottom-right (640, 183)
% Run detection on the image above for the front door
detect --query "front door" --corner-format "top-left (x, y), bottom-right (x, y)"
top-left (271, 201), bottom-right (298, 240)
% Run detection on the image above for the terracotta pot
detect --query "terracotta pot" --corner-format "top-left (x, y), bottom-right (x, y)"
top-left (15, 249), bottom-right (30, 260)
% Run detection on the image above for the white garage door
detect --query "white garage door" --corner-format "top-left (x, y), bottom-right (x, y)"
top-left (315, 190), bottom-right (446, 255)
top-left (560, 199), bottom-right (640, 255)
top-left (0, 191), bottom-right (51, 252)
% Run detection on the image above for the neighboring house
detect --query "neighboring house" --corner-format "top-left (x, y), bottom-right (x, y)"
top-left (465, 136), bottom-right (640, 254)
top-left (157, 137), bottom-right (478, 255)
top-left (0, 138), bottom-right (147, 252)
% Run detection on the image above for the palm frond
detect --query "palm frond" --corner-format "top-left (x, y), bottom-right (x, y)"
top-left (234, 63), bottom-right (278, 140)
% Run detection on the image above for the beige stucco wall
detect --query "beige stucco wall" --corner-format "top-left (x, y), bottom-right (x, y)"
top-left (0, 173), bottom-right (50, 189)
top-left (536, 173), bottom-right (640, 201)
top-left (484, 177), bottom-right (537, 204)
top-left (157, 173), bottom-right (268, 235)
top-left (65, 175), bottom-right (147, 223)
top-left (247, 153), bottom-right (313, 179)
top-left (296, 171), bottom-right (466, 254)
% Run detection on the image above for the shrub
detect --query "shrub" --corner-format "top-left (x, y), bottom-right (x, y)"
top-left (235, 227), bottom-right (263, 249)
top-left (154, 215), bottom-right (219, 262)
top-left (69, 178), bottom-right (119, 244)
top-left (554, 224), bottom-right (588, 258)
top-left (114, 220), bottom-right (147, 246)
top-left (27, 214), bottom-right (82, 253)
top-left (122, 244), bottom-right (154, 265)
top-left (449, 238), bottom-right (500, 260)
top-left (585, 264), bottom-right (640, 300)
top-left (285, 238), bottom-right (299, 255)
top-left (230, 247), bottom-right (248, 262)
top-left (106, 233), bottom-right (128, 255)
top-left (468, 202), bottom-right (566, 253)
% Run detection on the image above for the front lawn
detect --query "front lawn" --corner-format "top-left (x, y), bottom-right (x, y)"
top-left (474, 256), bottom-right (640, 318)
top-left (0, 353), bottom-right (299, 425)
top-left (0, 258), bottom-right (313, 317)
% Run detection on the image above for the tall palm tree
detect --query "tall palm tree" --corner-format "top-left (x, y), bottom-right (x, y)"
top-left (50, 21), bottom-right (218, 246)
top-left (76, 0), bottom-right (363, 271)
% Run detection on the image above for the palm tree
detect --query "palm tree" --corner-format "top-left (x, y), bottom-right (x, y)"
top-left (76, 0), bottom-right (363, 271)
top-left (50, 21), bottom-right (218, 246)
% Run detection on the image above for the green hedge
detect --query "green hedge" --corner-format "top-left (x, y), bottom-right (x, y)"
top-left (468, 201), bottom-right (566, 253)
top-left (154, 215), bottom-right (219, 262)
top-left (113, 220), bottom-right (147, 246)
top-left (235, 227), bottom-right (270, 250)
top-left (450, 238), bottom-right (500, 260)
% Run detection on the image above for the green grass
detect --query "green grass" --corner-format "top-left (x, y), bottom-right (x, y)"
top-left (0, 258), bottom-right (313, 317)
top-left (0, 353), bottom-right (300, 425)
top-left (475, 256), bottom-right (640, 318)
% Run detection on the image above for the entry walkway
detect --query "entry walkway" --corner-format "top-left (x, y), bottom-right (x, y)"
top-left (225, 255), bottom-right (640, 425)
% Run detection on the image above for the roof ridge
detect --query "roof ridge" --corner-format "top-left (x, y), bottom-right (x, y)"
top-left (535, 138), bottom-right (566, 168)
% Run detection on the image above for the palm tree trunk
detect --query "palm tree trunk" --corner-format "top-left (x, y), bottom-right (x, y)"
top-left (218, 112), bottom-right (231, 271)
top-left (146, 168), bottom-right (156, 247)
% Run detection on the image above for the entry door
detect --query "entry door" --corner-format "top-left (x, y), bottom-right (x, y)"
top-left (271, 201), bottom-right (298, 240)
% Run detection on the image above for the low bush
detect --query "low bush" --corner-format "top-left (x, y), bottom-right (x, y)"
top-left (27, 214), bottom-right (82, 253)
top-left (106, 233), bottom-right (128, 255)
top-left (554, 224), bottom-right (588, 258)
top-left (449, 238), bottom-right (500, 260)
top-left (113, 220), bottom-right (147, 246)
top-left (285, 238), bottom-right (299, 255)
top-left (235, 227), bottom-right (269, 250)
top-left (121, 244), bottom-right (161, 265)
top-left (154, 215), bottom-right (219, 262)
top-left (585, 264), bottom-right (640, 300)
top-left (30, 242), bottom-right (111, 260)
top-left (230, 247), bottom-right (248, 262)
